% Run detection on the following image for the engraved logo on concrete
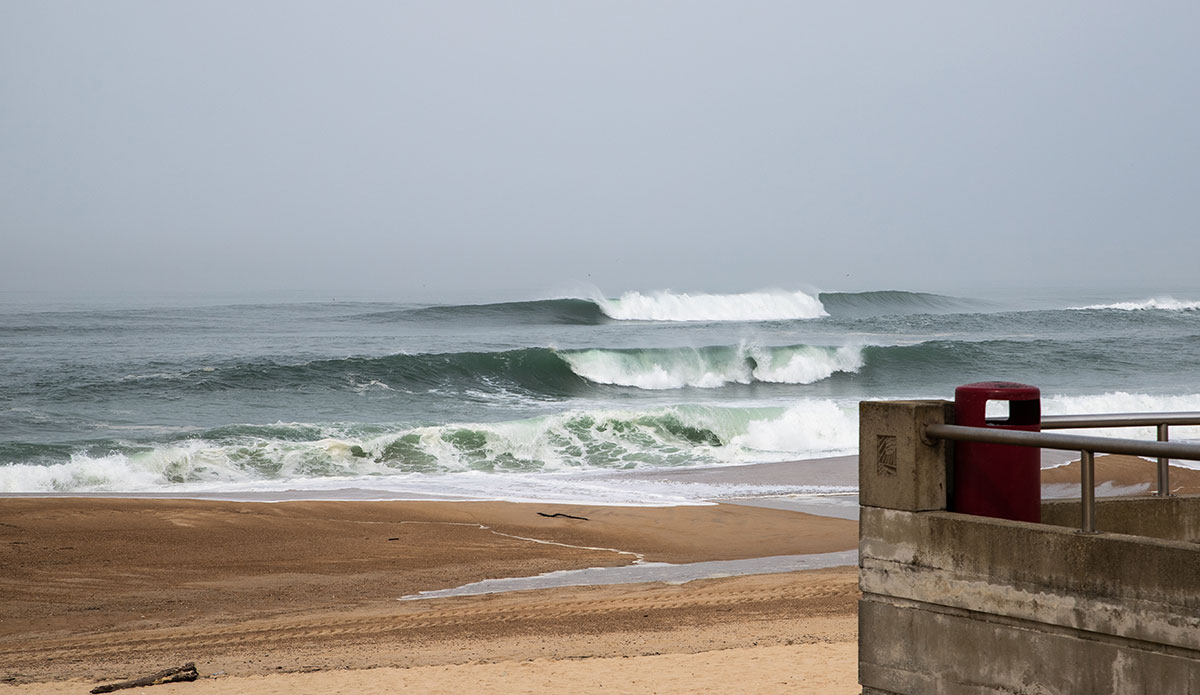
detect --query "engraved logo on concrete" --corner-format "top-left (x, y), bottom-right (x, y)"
top-left (877, 434), bottom-right (897, 476)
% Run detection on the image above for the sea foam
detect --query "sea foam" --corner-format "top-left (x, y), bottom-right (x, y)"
top-left (6, 393), bottom-right (1196, 495)
top-left (1071, 297), bottom-right (1200, 311)
top-left (594, 290), bottom-right (828, 322)
top-left (0, 403), bottom-right (862, 494)
top-left (560, 344), bottom-right (862, 390)
top-left (1042, 392), bottom-right (1200, 447)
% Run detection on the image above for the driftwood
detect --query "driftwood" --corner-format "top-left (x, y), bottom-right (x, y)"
top-left (537, 512), bottom-right (589, 521)
top-left (90, 662), bottom-right (199, 693)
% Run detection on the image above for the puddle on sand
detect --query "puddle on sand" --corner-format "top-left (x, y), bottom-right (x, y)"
top-left (399, 549), bottom-right (859, 601)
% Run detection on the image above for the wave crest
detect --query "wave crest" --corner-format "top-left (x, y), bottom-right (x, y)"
top-left (354, 298), bottom-right (608, 325)
top-left (1071, 297), bottom-right (1200, 312)
top-left (817, 290), bottom-right (978, 317)
top-left (0, 404), bottom-right (861, 493)
top-left (560, 344), bottom-right (863, 390)
top-left (46, 344), bottom-right (865, 399)
top-left (595, 290), bottom-right (827, 322)
top-left (338, 289), bottom-right (978, 326)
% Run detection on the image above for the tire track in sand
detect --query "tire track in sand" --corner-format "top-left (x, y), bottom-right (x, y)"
top-left (0, 572), bottom-right (856, 667)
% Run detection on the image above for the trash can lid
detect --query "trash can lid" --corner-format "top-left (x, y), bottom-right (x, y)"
top-left (956, 381), bottom-right (1040, 400)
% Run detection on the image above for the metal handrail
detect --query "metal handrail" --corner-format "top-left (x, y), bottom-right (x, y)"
top-left (1040, 412), bottom-right (1200, 500)
top-left (1040, 412), bottom-right (1200, 429)
top-left (924, 415), bottom-right (1200, 534)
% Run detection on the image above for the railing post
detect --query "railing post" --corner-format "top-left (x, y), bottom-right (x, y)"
top-left (1156, 423), bottom-right (1171, 497)
top-left (859, 400), bottom-right (953, 513)
top-left (1079, 449), bottom-right (1097, 534)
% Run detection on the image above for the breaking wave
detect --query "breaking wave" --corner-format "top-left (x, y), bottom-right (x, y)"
top-left (39, 344), bottom-right (866, 399)
top-left (1071, 297), bottom-right (1200, 312)
top-left (31, 334), bottom-right (1200, 403)
top-left (352, 298), bottom-right (608, 325)
top-left (593, 290), bottom-right (828, 322)
top-left (816, 290), bottom-right (980, 317)
top-left (6, 391), bottom-right (1199, 494)
top-left (560, 345), bottom-right (863, 389)
top-left (340, 289), bottom-right (984, 327)
top-left (0, 402), bottom-right (860, 493)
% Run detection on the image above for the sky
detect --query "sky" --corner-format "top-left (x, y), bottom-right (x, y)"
top-left (2, 2), bottom-right (1198, 302)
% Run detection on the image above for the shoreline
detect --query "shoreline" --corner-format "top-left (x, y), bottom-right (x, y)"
top-left (4, 454), bottom-right (1196, 691)
top-left (0, 455), bottom-right (862, 505)
top-left (5, 448), bottom-right (1192, 510)
top-left (5, 445), bottom-right (1166, 503)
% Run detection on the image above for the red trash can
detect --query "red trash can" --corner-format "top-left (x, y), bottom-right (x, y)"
top-left (952, 381), bottom-right (1041, 523)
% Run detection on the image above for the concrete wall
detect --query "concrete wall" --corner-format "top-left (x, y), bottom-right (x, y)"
top-left (1042, 495), bottom-right (1200, 542)
top-left (858, 400), bottom-right (1200, 695)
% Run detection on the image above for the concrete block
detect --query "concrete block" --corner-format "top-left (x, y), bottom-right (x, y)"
top-left (860, 507), bottom-right (1200, 613)
top-left (1042, 494), bottom-right (1200, 542)
top-left (858, 400), bottom-right (953, 512)
top-left (859, 507), bottom-right (1200, 651)
top-left (857, 400), bottom-right (1200, 695)
top-left (860, 598), bottom-right (1200, 695)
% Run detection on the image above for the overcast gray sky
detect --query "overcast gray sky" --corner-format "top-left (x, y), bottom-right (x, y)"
top-left (2, 2), bottom-right (1198, 301)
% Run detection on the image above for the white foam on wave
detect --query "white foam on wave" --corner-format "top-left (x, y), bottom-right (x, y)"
top-left (7, 393), bottom-right (1196, 496)
top-left (0, 458), bottom-right (161, 493)
top-left (594, 289), bottom-right (827, 322)
top-left (752, 346), bottom-right (863, 384)
top-left (351, 379), bottom-right (395, 393)
top-left (0, 437), bottom-right (416, 494)
top-left (1044, 392), bottom-right (1200, 415)
top-left (0, 451), bottom-right (857, 506)
top-left (1071, 297), bottom-right (1200, 311)
top-left (0, 442), bottom-right (237, 493)
top-left (0, 402), bottom-right (862, 495)
top-left (1043, 392), bottom-right (1200, 467)
top-left (560, 344), bottom-right (863, 390)
top-left (732, 400), bottom-right (858, 455)
top-left (561, 350), bottom-right (748, 390)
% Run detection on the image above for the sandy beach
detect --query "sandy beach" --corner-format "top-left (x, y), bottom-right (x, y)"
top-left (2, 454), bottom-right (1194, 694)
top-left (0, 497), bottom-right (859, 693)
top-left (1043, 454), bottom-right (1200, 496)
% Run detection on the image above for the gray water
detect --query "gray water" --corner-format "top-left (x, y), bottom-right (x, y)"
top-left (400, 549), bottom-right (861, 600)
top-left (3, 287), bottom-right (1198, 502)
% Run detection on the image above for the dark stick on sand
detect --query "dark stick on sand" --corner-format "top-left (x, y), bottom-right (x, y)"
top-left (537, 512), bottom-right (589, 520)
top-left (90, 663), bottom-right (199, 693)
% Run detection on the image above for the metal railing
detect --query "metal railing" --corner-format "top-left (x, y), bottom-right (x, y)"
top-left (1041, 412), bottom-right (1200, 498)
top-left (924, 412), bottom-right (1200, 534)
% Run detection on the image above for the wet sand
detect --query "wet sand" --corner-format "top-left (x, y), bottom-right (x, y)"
top-left (1042, 454), bottom-right (1200, 496)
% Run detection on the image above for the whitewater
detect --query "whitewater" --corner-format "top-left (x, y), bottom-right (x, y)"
top-left (3, 287), bottom-right (1200, 502)
top-left (593, 289), bottom-right (828, 322)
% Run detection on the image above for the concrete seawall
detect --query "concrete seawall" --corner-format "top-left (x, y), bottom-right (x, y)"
top-left (857, 400), bottom-right (1200, 694)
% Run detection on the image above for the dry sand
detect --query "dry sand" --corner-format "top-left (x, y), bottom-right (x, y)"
top-left (0, 499), bottom-right (859, 693)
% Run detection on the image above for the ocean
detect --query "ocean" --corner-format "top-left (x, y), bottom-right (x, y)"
top-left (2, 288), bottom-right (1199, 504)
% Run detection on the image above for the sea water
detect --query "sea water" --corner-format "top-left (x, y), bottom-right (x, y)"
top-left (2, 287), bottom-right (1199, 503)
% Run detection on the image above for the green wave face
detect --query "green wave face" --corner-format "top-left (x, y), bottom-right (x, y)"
top-left (817, 290), bottom-right (981, 318)
top-left (50, 348), bottom-right (591, 400)
top-left (352, 298), bottom-right (610, 325)
top-left (38, 343), bottom-right (868, 402)
top-left (26, 332), bottom-right (1200, 406)
top-left (338, 290), bottom-right (980, 325)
